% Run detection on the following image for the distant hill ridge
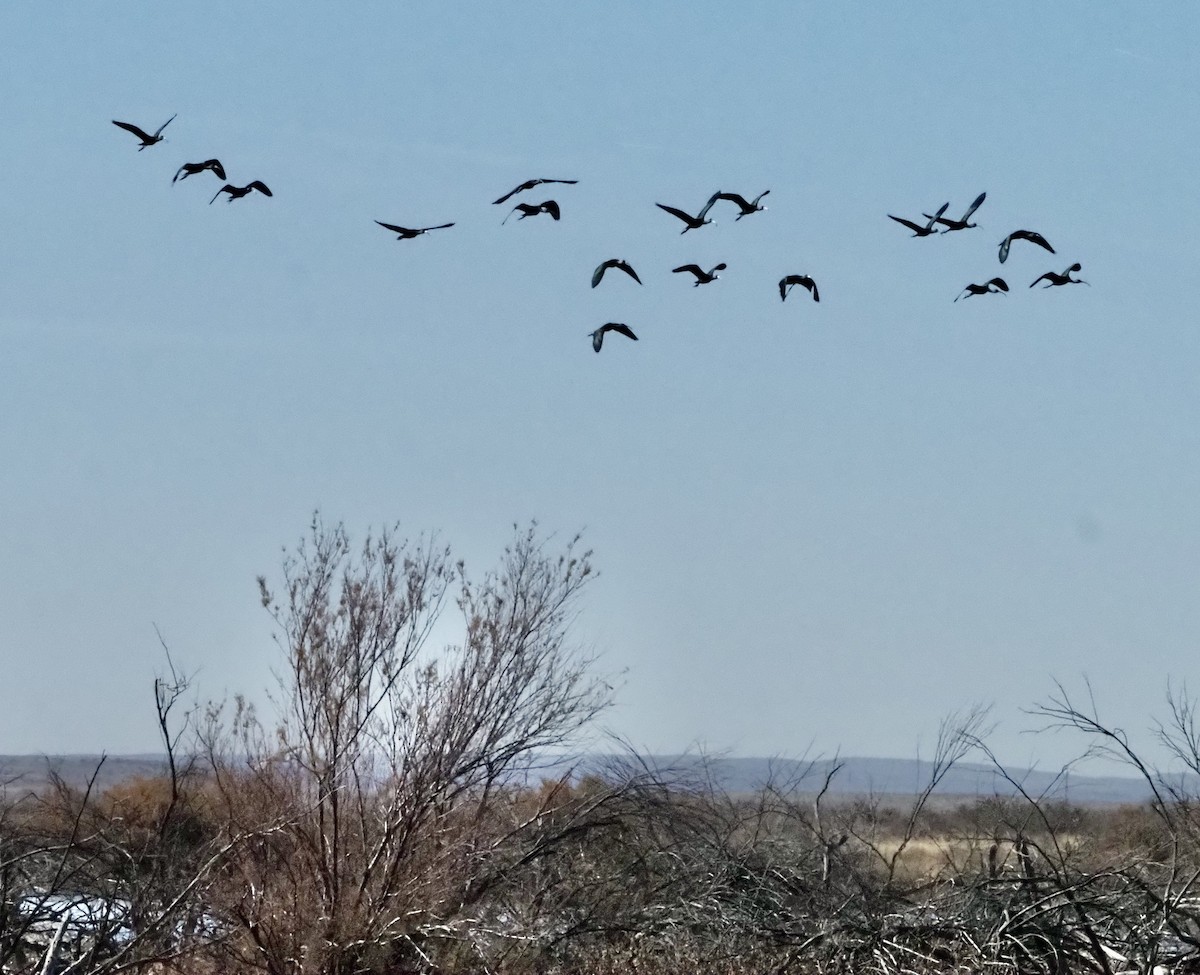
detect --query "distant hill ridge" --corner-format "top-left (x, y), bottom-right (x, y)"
top-left (0, 753), bottom-right (1164, 805)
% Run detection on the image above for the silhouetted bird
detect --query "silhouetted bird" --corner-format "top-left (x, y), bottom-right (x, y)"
top-left (955, 277), bottom-right (1008, 301)
top-left (173, 159), bottom-right (226, 183)
top-left (112, 114), bottom-right (176, 150)
top-left (590, 322), bottom-right (638, 353)
top-left (888, 203), bottom-right (949, 237)
top-left (712, 190), bottom-right (769, 219)
top-left (655, 200), bottom-right (716, 233)
top-left (503, 200), bottom-right (561, 224)
top-left (928, 192), bottom-right (986, 232)
top-left (375, 220), bottom-right (454, 239)
top-left (210, 180), bottom-right (273, 204)
top-left (592, 259), bottom-right (642, 288)
top-left (999, 229), bottom-right (1054, 264)
top-left (1030, 262), bottom-right (1088, 288)
top-left (779, 274), bottom-right (819, 302)
top-left (492, 178), bottom-right (577, 205)
top-left (672, 263), bottom-right (726, 285)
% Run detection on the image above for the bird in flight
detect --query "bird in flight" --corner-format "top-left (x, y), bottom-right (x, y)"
top-left (672, 263), bottom-right (726, 286)
top-left (1030, 263), bottom-right (1088, 288)
top-left (210, 180), bottom-right (273, 204)
top-left (503, 200), bottom-right (561, 224)
top-left (998, 229), bottom-right (1054, 264)
top-left (954, 277), bottom-right (1008, 301)
top-left (779, 274), bottom-right (819, 302)
top-left (711, 190), bottom-right (769, 219)
top-left (888, 202), bottom-right (949, 237)
top-left (928, 192), bottom-right (986, 233)
top-left (173, 159), bottom-right (226, 183)
top-left (375, 220), bottom-right (455, 239)
top-left (112, 114), bottom-right (176, 150)
top-left (589, 322), bottom-right (638, 353)
top-left (592, 259), bottom-right (642, 288)
top-left (655, 199), bottom-right (717, 233)
top-left (492, 178), bottom-right (577, 205)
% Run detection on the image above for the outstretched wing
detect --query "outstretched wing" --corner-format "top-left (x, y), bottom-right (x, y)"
top-left (617, 261), bottom-right (641, 284)
top-left (543, 200), bottom-right (561, 220)
top-left (751, 189), bottom-right (770, 207)
top-left (1029, 272), bottom-right (1053, 288)
top-left (988, 277), bottom-right (1009, 291)
top-left (420, 223), bottom-right (454, 232)
top-left (998, 235), bottom-right (1012, 263)
top-left (1015, 229), bottom-right (1054, 253)
top-left (492, 179), bottom-right (537, 205)
top-left (210, 184), bottom-right (233, 204)
top-left (112, 119), bottom-right (153, 142)
top-left (591, 261), bottom-right (612, 288)
top-left (247, 180), bottom-right (273, 196)
top-left (657, 203), bottom-right (695, 224)
top-left (153, 114), bottom-right (177, 137)
top-left (375, 220), bottom-right (410, 235)
top-left (715, 192), bottom-right (752, 211)
top-left (779, 278), bottom-right (790, 302)
top-left (202, 159), bottom-right (226, 180)
top-left (605, 323), bottom-right (638, 342)
top-left (697, 191), bottom-right (722, 221)
top-left (672, 264), bottom-right (703, 277)
top-left (962, 191), bottom-right (986, 222)
top-left (888, 214), bottom-right (925, 233)
top-left (923, 202), bottom-right (949, 230)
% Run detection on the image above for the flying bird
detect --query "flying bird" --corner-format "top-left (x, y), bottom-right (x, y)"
top-left (375, 220), bottom-right (454, 239)
top-left (173, 159), bottom-right (226, 183)
top-left (492, 178), bottom-right (577, 205)
top-left (589, 322), bottom-right (638, 353)
top-left (655, 199), bottom-right (716, 233)
top-left (954, 277), bottom-right (1009, 301)
top-left (928, 192), bottom-right (986, 232)
top-left (1030, 263), bottom-right (1088, 288)
top-left (712, 190), bottom-right (769, 219)
top-left (210, 180), bottom-right (273, 204)
top-left (112, 114), bottom-right (176, 150)
top-left (779, 274), bottom-right (819, 302)
top-left (503, 200), bottom-right (561, 224)
top-left (999, 229), bottom-right (1055, 264)
top-left (592, 259), bottom-right (642, 288)
top-left (672, 263), bottom-right (726, 286)
top-left (888, 202), bottom-right (949, 237)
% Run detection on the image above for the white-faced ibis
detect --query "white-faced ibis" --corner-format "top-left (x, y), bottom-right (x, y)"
top-left (888, 202), bottom-right (949, 237)
top-left (928, 192), bottom-right (986, 232)
top-left (592, 259), bottom-right (642, 288)
top-left (503, 200), bottom-right (561, 224)
top-left (375, 220), bottom-right (454, 239)
top-left (492, 178), bottom-right (577, 205)
top-left (955, 277), bottom-right (1008, 301)
top-left (112, 114), bottom-right (176, 150)
top-left (590, 322), bottom-right (638, 353)
top-left (999, 229), bottom-right (1054, 264)
top-left (1030, 263), bottom-right (1088, 288)
top-left (210, 180), bottom-right (273, 204)
top-left (779, 274), bottom-right (819, 302)
top-left (173, 159), bottom-right (226, 183)
top-left (672, 263), bottom-right (726, 286)
top-left (712, 190), bottom-right (769, 219)
top-left (655, 199), bottom-right (716, 233)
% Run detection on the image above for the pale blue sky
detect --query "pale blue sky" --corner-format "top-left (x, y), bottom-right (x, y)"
top-left (1, 2), bottom-right (1197, 768)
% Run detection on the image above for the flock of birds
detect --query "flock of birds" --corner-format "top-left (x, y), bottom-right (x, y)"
top-left (112, 114), bottom-right (1088, 354)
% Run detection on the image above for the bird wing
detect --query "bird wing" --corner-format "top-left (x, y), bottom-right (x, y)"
top-left (248, 180), bottom-right (273, 196)
top-left (657, 203), bottom-right (695, 224)
top-left (210, 185), bottom-right (232, 204)
top-left (172, 164), bottom-right (190, 183)
top-left (924, 202), bottom-right (949, 230)
top-left (112, 120), bottom-right (153, 142)
top-left (153, 114), bottom-right (177, 137)
top-left (591, 262), bottom-right (612, 288)
top-left (546, 178), bottom-right (578, 185)
top-left (989, 277), bottom-right (1009, 291)
top-left (544, 200), bottom-right (561, 220)
top-left (807, 278), bottom-right (820, 302)
top-left (888, 214), bottom-right (925, 233)
top-left (206, 159), bottom-right (226, 180)
top-left (1029, 272), bottom-right (1053, 288)
top-left (779, 279), bottom-right (790, 301)
top-left (998, 236), bottom-right (1012, 263)
top-left (591, 330), bottom-right (604, 352)
top-left (752, 190), bottom-right (770, 206)
top-left (375, 221), bottom-right (410, 235)
top-left (619, 262), bottom-right (642, 284)
top-left (715, 192), bottom-right (753, 210)
top-left (492, 179), bottom-right (538, 205)
top-left (1013, 229), bottom-right (1054, 253)
top-left (962, 191), bottom-right (986, 221)
top-left (672, 265), bottom-right (703, 277)
top-left (697, 192), bottom-right (721, 220)
top-left (606, 323), bottom-right (638, 341)
top-left (420, 223), bottom-right (454, 231)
